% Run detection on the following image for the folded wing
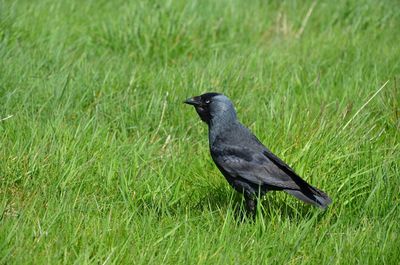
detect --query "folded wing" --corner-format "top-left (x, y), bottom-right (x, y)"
top-left (212, 145), bottom-right (332, 208)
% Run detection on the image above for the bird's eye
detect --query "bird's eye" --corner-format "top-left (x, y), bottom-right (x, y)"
top-left (205, 99), bottom-right (211, 104)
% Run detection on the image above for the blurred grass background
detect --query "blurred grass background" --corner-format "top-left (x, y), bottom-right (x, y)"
top-left (0, 0), bottom-right (399, 264)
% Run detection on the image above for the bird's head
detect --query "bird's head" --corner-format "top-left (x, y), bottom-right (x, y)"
top-left (184, 92), bottom-right (237, 125)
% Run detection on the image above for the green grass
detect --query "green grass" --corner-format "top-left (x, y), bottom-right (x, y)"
top-left (1, 0), bottom-right (399, 264)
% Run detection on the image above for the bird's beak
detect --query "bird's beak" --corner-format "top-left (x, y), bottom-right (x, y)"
top-left (184, 97), bottom-right (201, 106)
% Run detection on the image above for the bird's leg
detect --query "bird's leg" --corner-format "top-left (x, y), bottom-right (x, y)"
top-left (244, 193), bottom-right (257, 218)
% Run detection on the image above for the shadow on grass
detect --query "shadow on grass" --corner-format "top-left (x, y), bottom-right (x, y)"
top-left (135, 185), bottom-right (329, 224)
top-left (193, 186), bottom-right (323, 223)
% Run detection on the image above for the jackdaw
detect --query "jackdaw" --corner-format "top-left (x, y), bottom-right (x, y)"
top-left (184, 92), bottom-right (332, 215)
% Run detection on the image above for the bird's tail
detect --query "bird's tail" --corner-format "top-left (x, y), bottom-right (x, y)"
top-left (284, 185), bottom-right (332, 209)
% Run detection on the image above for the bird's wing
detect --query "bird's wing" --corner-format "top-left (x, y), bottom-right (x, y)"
top-left (212, 145), bottom-right (302, 190)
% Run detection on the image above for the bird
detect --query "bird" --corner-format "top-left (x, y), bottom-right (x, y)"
top-left (184, 92), bottom-right (332, 216)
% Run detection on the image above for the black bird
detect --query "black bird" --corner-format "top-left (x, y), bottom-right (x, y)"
top-left (184, 92), bottom-right (332, 215)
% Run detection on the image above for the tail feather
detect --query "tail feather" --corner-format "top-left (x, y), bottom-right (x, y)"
top-left (285, 185), bottom-right (332, 209)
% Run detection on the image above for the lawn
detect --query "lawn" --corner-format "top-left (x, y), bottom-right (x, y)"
top-left (1, 0), bottom-right (399, 264)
